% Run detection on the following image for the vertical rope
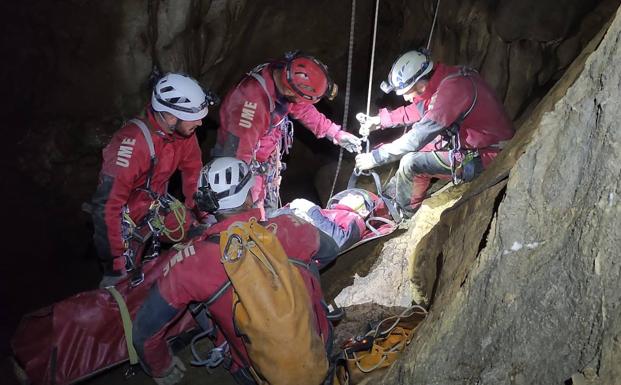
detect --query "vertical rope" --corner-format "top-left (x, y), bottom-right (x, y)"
top-left (365, 0), bottom-right (381, 116)
top-left (426, 0), bottom-right (441, 50)
top-left (328, 0), bottom-right (357, 200)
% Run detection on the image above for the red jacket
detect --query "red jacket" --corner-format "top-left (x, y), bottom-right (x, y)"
top-left (92, 108), bottom-right (202, 270)
top-left (376, 63), bottom-right (514, 166)
top-left (213, 63), bottom-right (340, 164)
top-left (133, 209), bottom-right (332, 377)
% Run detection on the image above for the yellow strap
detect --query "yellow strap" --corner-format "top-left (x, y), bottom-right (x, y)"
top-left (106, 287), bottom-right (139, 365)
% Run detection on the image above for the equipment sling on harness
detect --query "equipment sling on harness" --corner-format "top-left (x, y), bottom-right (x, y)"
top-left (121, 119), bottom-right (188, 287)
top-left (430, 67), bottom-right (479, 185)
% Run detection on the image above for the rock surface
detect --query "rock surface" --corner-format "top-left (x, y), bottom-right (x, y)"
top-left (372, 6), bottom-right (621, 385)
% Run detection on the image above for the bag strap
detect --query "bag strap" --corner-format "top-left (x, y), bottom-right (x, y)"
top-left (105, 287), bottom-right (139, 365)
top-left (129, 118), bottom-right (157, 192)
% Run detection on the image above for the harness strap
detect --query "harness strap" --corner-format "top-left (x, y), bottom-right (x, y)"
top-left (249, 72), bottom-right (275, 113)
top-left (129, 119), bottom-right (157, 192)
top-left (105, 287), bottom-right (139, 365)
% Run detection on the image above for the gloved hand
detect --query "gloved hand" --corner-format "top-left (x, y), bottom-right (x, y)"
top-left (153, 356), bottom-right (186, 385)
top-left (356, 113), bottom-right (381, 137)
top-left (193, 186), bottom-right (220, 213)
top-left (335, 130), bottom-right (362, 153)
top-left (355, 152), bottom-right (379, 171)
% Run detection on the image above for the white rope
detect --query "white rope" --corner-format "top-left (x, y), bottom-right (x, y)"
top-left (426, 0), bottom-right (441, 50)
top-left (365, 0), bottom-right (381, 116)
top-left (328, 0), bottom-right (357, 200)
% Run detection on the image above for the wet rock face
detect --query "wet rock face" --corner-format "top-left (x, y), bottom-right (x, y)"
top-left (377, 7), bottom-right (621, 385)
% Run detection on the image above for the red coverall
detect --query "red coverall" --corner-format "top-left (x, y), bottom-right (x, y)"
top-left (132, 209), bottom-right (334, 382)
top-left (212, 63), bottom-right (342, 216)
top-left (91, 107), bottom-right (202, 274)
top-left (371, 63), bottom-right (515, 212)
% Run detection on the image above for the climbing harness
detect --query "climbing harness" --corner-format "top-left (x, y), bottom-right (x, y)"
top-left (246, 69), bottom-right (298, 209)
top-left (431, 67), bottom-right (479, 184)
top-left (121, 119), bottom-right (188, 287)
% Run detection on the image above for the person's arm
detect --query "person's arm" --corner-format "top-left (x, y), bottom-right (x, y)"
top-left (370, 77), bottom-right (474, 165)
top-left (306, 207), bottom-right (353, 250)
top-left (92, 126), bottom-right (150, 274)
top-left (214, 78), bottom-right (271, 163)
top-left (289, 103), bottom-right (361, 152)
top-left (178, 135), bottom-right (203, 209)
top-left (377, 102), bottom-right (425, 128)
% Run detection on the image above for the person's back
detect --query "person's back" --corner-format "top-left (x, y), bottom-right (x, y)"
top-left (133, 157), bottom-right (335, 385)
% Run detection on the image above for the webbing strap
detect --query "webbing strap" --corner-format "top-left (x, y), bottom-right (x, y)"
top-left (106, 287), bottom-right (139, 365)
top-left (249, 72), bottom-right (275, 112)
top-left (129, 118), bottom-right (157, 191)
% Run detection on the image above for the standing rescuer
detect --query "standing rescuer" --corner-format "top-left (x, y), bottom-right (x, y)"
top-left (212, 51), bottom-right (362, 218)
top-left (355, 50), bottom-right (514, 217)
top-left (91, 73), bottom-right (215, 288)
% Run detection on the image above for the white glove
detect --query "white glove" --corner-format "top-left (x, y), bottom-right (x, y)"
top-left (335, 131), bottom-right (362, 153)
top-left (154, 356), bottom-right (186, 385)
top-left (355, 152), bottom-right (378, 171)
top-left (356, 113), bottom-right (381, 137)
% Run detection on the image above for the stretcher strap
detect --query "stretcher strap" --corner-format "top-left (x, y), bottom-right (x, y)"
top-left (106, 287), bottom-right (139, 365)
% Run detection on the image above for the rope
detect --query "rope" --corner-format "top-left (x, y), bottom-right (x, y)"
top-left (151, 198), bottom-right (187, 242)
top-left (366, 0), bottom-right (381, 116)
top-left (328, 0), bottom-right (357, 201)
top-left (426, 0), bottom-right (441, 50)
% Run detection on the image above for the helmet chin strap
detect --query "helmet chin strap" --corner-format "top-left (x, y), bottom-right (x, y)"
top-left (157, 111), bottom-right (178, 134)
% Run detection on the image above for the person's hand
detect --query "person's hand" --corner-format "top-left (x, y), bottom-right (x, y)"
top-left (356, 113), bottom-right (381, 137)
top-left (193, 186), bottom-right (220, 213)
top-left (355, 153), bottom-right (378, 171)
top-left (153, 356), bottom-right (186, 385)
top-left (335, 131), bottom-right (362, 153)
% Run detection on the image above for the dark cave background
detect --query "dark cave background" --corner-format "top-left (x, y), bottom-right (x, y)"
top-left (1, 0), bottom-right (618, 376)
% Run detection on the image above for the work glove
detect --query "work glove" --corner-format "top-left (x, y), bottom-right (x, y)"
top-left (356, 113), bottom-right (381, 137)
top-left (153, 356), bottom-right (186, 385)
top-left (335, 130), bottom-right (362, 153)
top-left (193, 186), bottom-right (220, 213)
top-left (355, 152), bottom-right (379, 171)
top-left (289, 198), bottom-right (318, 222)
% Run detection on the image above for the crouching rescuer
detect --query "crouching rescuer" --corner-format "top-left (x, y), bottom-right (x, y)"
top-left (133, 157), bottom-right (340, 385)
top-left (355, 50), bottom-right (514, 217)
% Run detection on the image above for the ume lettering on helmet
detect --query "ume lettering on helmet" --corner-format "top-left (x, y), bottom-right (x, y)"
top-left (380, 50), bottom-right (434, 95)
top-left (152, 73), bottom-right (214, 121)
top-left (198, 157), bottom-right (256, 210)
top-left (280, 52), bottom-right (335, 103)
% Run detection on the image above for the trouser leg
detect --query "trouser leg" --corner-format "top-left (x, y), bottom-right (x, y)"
top-left (393, 152), bottom-right (453, 213)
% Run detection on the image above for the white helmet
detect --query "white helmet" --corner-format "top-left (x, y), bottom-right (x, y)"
top-left (152, 73), bottom-right (210, 121)
top-left (198, 157), bottom-right (256, 210)
top-left (380, 50), bottom-right (433, 95)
